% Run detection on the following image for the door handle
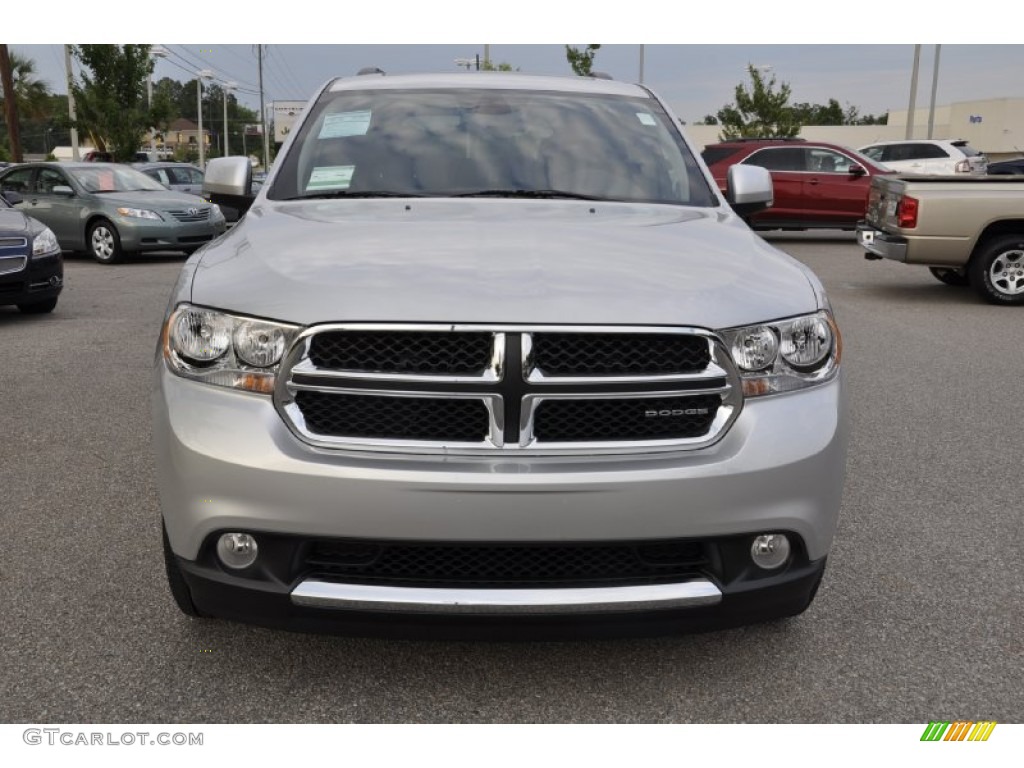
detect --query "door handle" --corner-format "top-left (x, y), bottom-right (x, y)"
top-left (808, 178), bottom-right (820, 186)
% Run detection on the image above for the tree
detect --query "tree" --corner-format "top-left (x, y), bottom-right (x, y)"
top-left (480, 60), bottom-right (517, 72)
top-left (71, 45), bottom-right (156, 161)
top-left (698, 115), bottom-right (719, 126)
top-left (716, 65), bottom-right (800, 140)
top-left (565, 45), bottom-right (601, 77)
top-left (0, 50), bottom-right (52, 121)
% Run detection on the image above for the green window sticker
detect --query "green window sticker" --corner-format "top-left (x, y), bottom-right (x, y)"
top-left (318, 111), bottom-right (372, 139)
top-left (307, 166), bottom-right (355, 191)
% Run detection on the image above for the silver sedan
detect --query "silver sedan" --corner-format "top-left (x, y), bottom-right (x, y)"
top-left (0, 162), bottom-right (226, 264)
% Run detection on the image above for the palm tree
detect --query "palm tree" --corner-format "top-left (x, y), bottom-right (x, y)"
top-left (0, 50), bottom-right (52, 119)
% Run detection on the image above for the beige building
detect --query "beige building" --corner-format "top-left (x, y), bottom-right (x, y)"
top-left (680, 97), bottom-right (1024, 161)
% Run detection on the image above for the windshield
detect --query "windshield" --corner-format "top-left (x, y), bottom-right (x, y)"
top-left (269, 87), bottom-right (717, 206)
top-left (68, 165), bottom-right (169, 193)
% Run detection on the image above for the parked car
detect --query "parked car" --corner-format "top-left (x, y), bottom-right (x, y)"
top-left (155, 71), bottom-right (848, 637)
top-left (858, 139), bottom-right (988, 175)
top-left (0, 190), bottom-right (63, 313)
top-left (702, 137), bottom-right (892, 230)
top-left (0, 162), bottom-right (227, 264)
top-left (134, 161), bottom-right (243, 223)
top-left (987, 157), bottom-right (1024, 175)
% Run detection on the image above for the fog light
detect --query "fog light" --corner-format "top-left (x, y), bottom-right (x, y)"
top-left (217, 533), bottom-right (258, 569)
top-left (750, 534), bottom-right (790, 570)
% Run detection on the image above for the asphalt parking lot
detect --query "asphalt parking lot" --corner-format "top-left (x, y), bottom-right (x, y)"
top-left (1, 236), bottom-right (1021, 723)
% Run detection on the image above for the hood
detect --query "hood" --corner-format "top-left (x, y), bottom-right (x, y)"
top-left (189, 199), bottom-right (821, 330)
top-left (0, 207), bottom-right (43, 236)
top-left (92, 190), bottom-right (207, 209)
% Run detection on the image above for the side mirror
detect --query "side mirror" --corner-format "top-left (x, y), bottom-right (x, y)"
top-left (1, 190), bottom-right (23, 206)
top-left (204, 156), bottom-right (253, 197)
top-left (52, 185), bottom-right (75, 196)
top-left (725, 164), bottom-right (773, 218)
top-left (848, 164), bottom-right (866, 177)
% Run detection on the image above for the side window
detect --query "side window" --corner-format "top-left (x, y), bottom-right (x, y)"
top-left (37, 168), bottom-right (70, 194)
top-left (861, 146), bottom-right (884, 162)
top-left (149, 169), bottom-right (171, 186)
top-left (1, 168), bottom-right (35, 194)
top-left (742, 147), bottom-right (806, 172)
top-left (167, 168), bottom-right (193, 185)
top-left (915, 143), bottom-right (950, 159)
top-left (187, 168), bottom-right (204, 185)
top-left (808, 149), bottom-right (850, 173)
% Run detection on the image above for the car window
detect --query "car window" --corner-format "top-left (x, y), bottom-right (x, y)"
top-left (186, 168), bottom-right (204, 184)
top-left (808, 149), bottom-right (853, 173)
top-left (701, 147), bottom-right (743, 167)
top-left (270, 88), bottom-right (717, 206)
top-left (37, 168), bottom-right (70, 193)
top-left (742, 147), bottom-right (806, 172)
top-left (951, 142), bottom-right (982, 157)
top-left (909, 143), bottom-right (949, 160)
top-left (67, 165), bottom-right (169, 193)
top-left (0, 167), bottom-right (35, 194)
top-left (860, 146), bottom-right (885, 162)
top-left (147, 169), bottom-right (171, 186)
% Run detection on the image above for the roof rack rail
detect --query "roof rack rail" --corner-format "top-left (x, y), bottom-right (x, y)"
top-left (727, 137), bottom-right (805, 143)
top-left (588, 71), bottom-right (614, 80)
top-left (357, 67), bottom-right (385, 76)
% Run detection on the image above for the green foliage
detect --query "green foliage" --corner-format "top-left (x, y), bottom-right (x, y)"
top-left (0, 51), bottom-right (52, 120)
top-left (717, 65), bottom-right (800, 140)
top-left (0, 145), bottom-right (10, 162)
top-left (565, 45), bottom-right (601, 76)
top-left (480, 60), bottom-right (517, 72)
top-left (699, 114), bottom-right (719, 126)
top-left (71, 44), bottom-right (156, 161)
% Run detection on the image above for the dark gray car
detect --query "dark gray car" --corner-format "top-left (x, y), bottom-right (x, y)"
top-left (0, 162), bottom-right (227, 264)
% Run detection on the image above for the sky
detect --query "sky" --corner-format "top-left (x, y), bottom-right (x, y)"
top-left (7, 2), bottom-right (1022, 124)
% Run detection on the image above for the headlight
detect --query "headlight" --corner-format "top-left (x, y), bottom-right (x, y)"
top-left (162, 304), bottom-right (301, 394)
top-left (31, 227), bottom-right (60, 257)
top-left (116, 207), bottom-right (162, 220)
top-left (211, 204), bottom-right (223, 218)
top-left (720, 311), bottom-right (841, 397)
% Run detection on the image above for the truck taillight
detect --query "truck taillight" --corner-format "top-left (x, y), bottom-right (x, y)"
top-left (896, 196), bottom-right (919, 229)
top-left (955, 159), bottom-right (971, 173)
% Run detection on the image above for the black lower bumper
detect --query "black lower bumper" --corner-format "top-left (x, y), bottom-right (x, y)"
top-left (175, 555), bottom-right (828, 640)
top-left (0, 252), bottom-right (63, 307)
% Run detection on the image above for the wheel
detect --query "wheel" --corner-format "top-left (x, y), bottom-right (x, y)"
top-left (87, 219), bottom-right (124, 264)
top-left (17, 297), bottom-right (58, 314)
top-left (968, 235), bottom-right (1024, 305)
top-left (163, 525), bottom-right (205, 617)
top-left (928, 267), bottom-right (970, 287)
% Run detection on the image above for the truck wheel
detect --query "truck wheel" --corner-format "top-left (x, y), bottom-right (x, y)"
top-left (969, 236), bottom-right (1024, 305)
top-left (928, 267), bottom-right (969, 287)
top-left (163, 525), bottom-right (205, 618)
top-left (88, 219), bottom-right (124, 264)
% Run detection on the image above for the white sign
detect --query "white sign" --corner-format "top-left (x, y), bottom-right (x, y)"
top-left (272, 100), bottom-right (307, 143)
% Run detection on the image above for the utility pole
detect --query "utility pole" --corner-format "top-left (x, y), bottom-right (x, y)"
top-left (639, 45), bottom-right (645, 84)
top-left (65, 44), bottom-right (79, 160)
top-left (0, 45), bottom-right (23, 162)
top-left (905, 44), bottom-right (921, 140)
top-left (258, 44), bottom-right (270, 170)
top-left (223, 81), bottom-right (236, 156)
top-left (927, 44), bottom-right (942, 140)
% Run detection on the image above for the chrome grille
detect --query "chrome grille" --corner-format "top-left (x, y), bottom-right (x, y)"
top-left (0, 255), bottom-right (27, 276)
top-left (166, 207), bottom-right (211, 222)
top-left (277, 325), bottom-right (742, 455)
top-left (0, 237), bottom-right (28, 251)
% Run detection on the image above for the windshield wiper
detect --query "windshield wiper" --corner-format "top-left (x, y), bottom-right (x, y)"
top-left (282, 191), bottom-right (427, 200)
top-left (454, 189), bottom-right (608, 201)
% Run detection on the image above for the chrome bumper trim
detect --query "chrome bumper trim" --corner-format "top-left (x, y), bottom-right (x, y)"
top-left (291, 579), bottom-right (723, 615)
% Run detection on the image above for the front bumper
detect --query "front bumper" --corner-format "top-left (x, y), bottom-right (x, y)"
top-left (857, 222), bottom-right (907, 262)
top-left (0, 251), bottom-right (62, 306)
top-left (117, 216), bottom-right (226, 252)
top-left (154, 365), bottom-right (847, 631)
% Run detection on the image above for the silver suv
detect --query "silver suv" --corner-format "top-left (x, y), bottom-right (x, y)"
top-left (153, 72), bottom-right (848, 637)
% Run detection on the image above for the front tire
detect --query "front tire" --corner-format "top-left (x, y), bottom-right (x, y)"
top-left (929, 267), bottom-right (969, 287)
top-left (88, 219), bottom-right (124, 264)
top-left (969, 235), bottom-right (1024, 305)
top-left (17, 297), bottom-right (58, 314)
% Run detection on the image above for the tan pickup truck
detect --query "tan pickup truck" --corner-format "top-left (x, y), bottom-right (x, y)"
top-left (857, 175), bottom-right (1024, 305)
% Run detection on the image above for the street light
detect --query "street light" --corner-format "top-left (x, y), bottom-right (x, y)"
top-left (196, 69), bottom-right (214, 169)
top-left (147, 45), bottom-right (168, 108)
top-left (222, 81), bottom-right (237, 157)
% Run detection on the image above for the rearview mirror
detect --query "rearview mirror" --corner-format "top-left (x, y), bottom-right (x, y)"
top-left (52, 185), bottom-right (75, 196)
